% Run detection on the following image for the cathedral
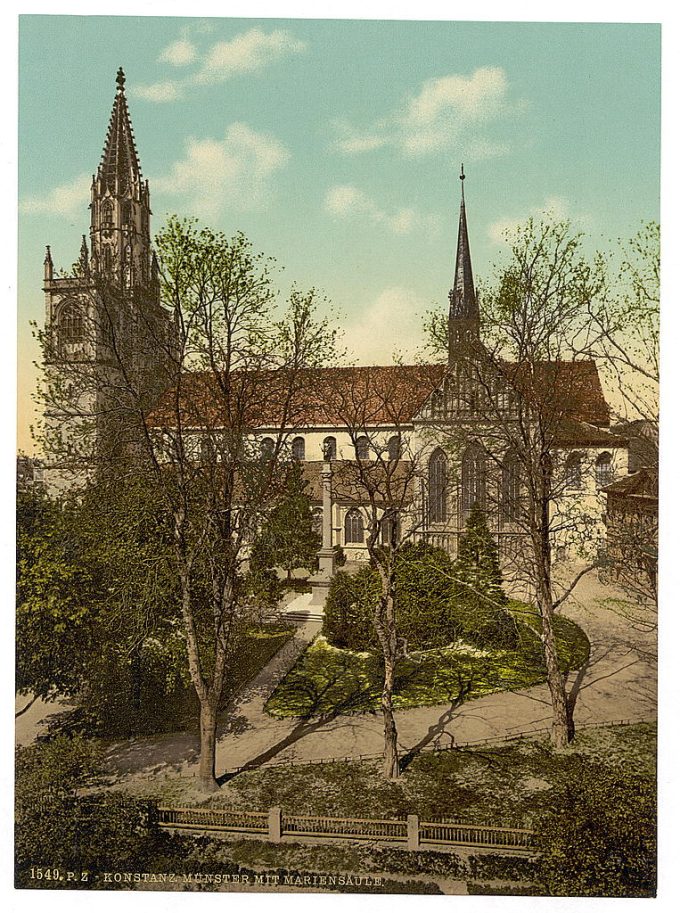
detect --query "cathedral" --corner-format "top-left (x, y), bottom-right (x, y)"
top-left (42, 69), bottom-right (628, 562)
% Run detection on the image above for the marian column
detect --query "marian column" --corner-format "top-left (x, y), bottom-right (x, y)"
top-left (309, 443), bottom-right (337, 608)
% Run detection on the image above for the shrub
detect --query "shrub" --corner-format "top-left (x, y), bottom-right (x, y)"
top-left (15, 735), bottom-right (179, 887)
top-left (535, 761), bottom-right (656, 897)
top-left (450, 505), bottom-right (519, 650)
top-left (323, 541), bottom-right (517, 652)
top-left (391, 542), bottom-right (460, 648)
top-left (323, 567), bottom-right (379, 650)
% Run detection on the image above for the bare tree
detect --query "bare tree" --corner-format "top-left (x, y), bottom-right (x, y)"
top-left (326, 365), bottom-right (440, 779)
top-left (37, 217), bottom-right (336, 791)
top-left (588, 224), bottom-right (659, 632)
top-left (590, 222), bottom-right (659, 435)
top-left (425, 218), bottom-right (610, 747)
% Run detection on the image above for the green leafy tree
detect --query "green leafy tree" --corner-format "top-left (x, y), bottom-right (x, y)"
top-left (452, 505), bottom-right (516, 648)
top-left (17, 472), bottom-right (188, 734)
top-left (251, 462), bottom-right (321, 582)
top-left (16, 487), bottom-right (99, 715)
top-left (38, 216), bottom-right (336, 791)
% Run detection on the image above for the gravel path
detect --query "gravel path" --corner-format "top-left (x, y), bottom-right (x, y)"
top-left (16, 575), bottom-right (656, 786)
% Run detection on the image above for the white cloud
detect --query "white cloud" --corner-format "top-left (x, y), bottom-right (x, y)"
top-left (194, 28), bottom-right (306, 85)
top-left (325, 184), bottom-right (440, 236)
top-left (487, 195), bottom-right (589, 245)
top-left (20, 173), bottom-right (90, 218)
top-left (332, 66), bottom-right (522, 160)
top-left (134, 28), bottom-right (306, 104)
top-left (340, 288), bottom-right (427, 364)
top-left (153, 123), bottom-right (290, 221)
top-left (132, 81), bottom-right (183, 103)
top-left (158, 39), bottom-right (197, 67)
top-left (402, 68), bottom-right (509, 128)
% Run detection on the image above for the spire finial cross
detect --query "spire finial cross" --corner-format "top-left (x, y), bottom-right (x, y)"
top-left (116, 67), bottom-right (125, 92)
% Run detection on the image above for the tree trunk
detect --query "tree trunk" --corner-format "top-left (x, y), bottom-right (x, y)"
top-left (532, 469), bottom-right (574, 749)
top-left (539, 603), bottom-right (572, 747)
top-left (381, 652), bottom-right (400, 780)
top-left (198, 698), bottom-right (220, 792)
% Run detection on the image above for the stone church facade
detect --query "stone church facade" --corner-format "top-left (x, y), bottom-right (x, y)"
top-left (42, 70), bottom-right (628, 563)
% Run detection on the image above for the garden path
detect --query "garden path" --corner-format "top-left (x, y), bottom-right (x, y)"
top-left (16, 574), bottom-right (657, 786)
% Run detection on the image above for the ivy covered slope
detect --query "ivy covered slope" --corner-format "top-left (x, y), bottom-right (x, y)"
top-left (266, 515), bottom-right (589, 718)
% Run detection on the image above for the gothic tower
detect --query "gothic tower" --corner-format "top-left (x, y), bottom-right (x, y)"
top-left (42, 68), bottom-right (169, 491)
top-left (448, 165), bottom-right (480, 364)
top-left (89, 67), bottom-right (156, 290)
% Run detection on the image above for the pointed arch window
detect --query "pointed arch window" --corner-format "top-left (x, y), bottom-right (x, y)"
top-left (461, 442), bottom-right (486, 515)
top-left (322, 436), bottom-right (337, 461)
top-left (355, 436), bottom-right (370, 460)
top-left (565, 452), bottom-right (583, 489)
top-left (291, 437), bottom-right (306, 461)
top-left (344, 508), bottom-right (364, 544)
top-left (596, 452), bottom-right (613, 487)
top-left (101, 200), bottom-right (114, 229)
top-left (58, 302), bottom-right (84, 344)
top-left (501, 449), bottom-right (521, 522)
top-left (428, 448), bottom-right (448, 524)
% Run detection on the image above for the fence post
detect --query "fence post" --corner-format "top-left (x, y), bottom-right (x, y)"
top-left (268, 806), bottom-right (282, 843)
top-left (407, 814), bottom-right (420, 851)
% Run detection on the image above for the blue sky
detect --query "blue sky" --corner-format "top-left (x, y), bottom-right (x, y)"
top-left (17, 16), bottom-right (661, 452)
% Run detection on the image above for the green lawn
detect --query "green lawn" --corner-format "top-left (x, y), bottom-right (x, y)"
top-left (264, 602), bottom-right (589, 718)
top-left (208, 722), bottom-right (655, 828)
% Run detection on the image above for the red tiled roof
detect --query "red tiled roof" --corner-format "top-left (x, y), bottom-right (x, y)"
top-left (500, 360), bottom-right (610, 427)
top-left (148, 359), bottom-right (610, 431)
top-left (148, 364), bottom-right (447, 429)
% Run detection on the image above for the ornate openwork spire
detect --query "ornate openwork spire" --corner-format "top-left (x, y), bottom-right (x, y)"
top-left (98, 67), bottom-right (142, 194)
top-left (448, 164), bottom-right (478, 322)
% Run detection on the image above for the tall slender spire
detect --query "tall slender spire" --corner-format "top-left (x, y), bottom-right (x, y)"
top-left (448, 165), bottom-right (480, 364)
top-left (449, 164), bottom-right (478, 321)
top-left (98, 67), bottom-right (142, 194)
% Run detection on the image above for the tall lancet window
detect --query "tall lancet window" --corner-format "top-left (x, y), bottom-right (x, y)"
top-left (461, 442), bottom-right (486, 515)
top-left (101, 200), bottom-right (114, 230)
top-left (344, 508), bottom-right (364, 544)
top-left (501, 449), bottom-right (521, 522)
top-left (355, 436), bottom-right (370, 460)
top-left (428, 448), bottom-right (448, 524)
top-left (565, 452), bottom-right (583, 489)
